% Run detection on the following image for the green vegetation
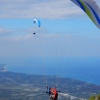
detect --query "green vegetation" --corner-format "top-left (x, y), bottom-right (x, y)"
top-left (88, 94), bottom-right (100, 100)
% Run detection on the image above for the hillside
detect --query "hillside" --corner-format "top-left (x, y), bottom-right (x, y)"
top-left (0, 71), bottom-right (100, 100)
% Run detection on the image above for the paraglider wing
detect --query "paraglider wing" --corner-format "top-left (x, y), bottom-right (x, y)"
top-left (33, 19), bottom-right (41, 27)
top-left (33, 19), bottom-right (37, 24)
top-left (70, 0), bottom-right (100, 29)
top-left (37, 20), bottom-right (41, 27)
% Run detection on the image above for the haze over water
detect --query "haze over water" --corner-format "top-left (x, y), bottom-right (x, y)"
top-left (6, 57), bottom-right (100, 85)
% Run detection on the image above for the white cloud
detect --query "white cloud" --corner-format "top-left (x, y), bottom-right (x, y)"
top-left (0, 0), bottom-right (89, 19)
top-left (0, 32), bottom-right (100, 58)
top-left (0, 0), bottom-right (100, 58)
top-left (0, 27), bottom-right (14, 36)
top-left (0, 25), bottom-right (47, 38)
top-left (0, 0), bottom-right (100, 19)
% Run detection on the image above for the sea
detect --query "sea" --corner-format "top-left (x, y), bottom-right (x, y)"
top-left (6, 57), bottom-right (100, 85)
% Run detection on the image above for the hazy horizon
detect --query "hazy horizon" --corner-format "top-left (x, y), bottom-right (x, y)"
top-left (1, 57), bottom-right (99, 85)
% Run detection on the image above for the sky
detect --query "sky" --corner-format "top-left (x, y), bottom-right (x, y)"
top-left (0, 0), bottom-right (100, 81)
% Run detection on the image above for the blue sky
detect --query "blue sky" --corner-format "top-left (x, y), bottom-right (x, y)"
top-left (0, 0), bottom-right (100, 79)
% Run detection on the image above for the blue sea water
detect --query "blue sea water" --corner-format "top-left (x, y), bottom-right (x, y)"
top-left (6, 57), bottom-right (100, 85)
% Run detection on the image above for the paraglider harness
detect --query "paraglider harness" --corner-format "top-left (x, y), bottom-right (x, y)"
top-left (46, 86), bottom-right (60, 100)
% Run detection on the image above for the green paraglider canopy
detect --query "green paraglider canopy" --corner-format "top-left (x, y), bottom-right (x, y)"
top-left (71, 0), bottom-right (100, 29)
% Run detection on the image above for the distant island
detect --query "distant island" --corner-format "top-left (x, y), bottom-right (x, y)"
top-left (0, 64), bottom-right (100, 100)
top-left (0, 64), bottom-right (8, 72)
